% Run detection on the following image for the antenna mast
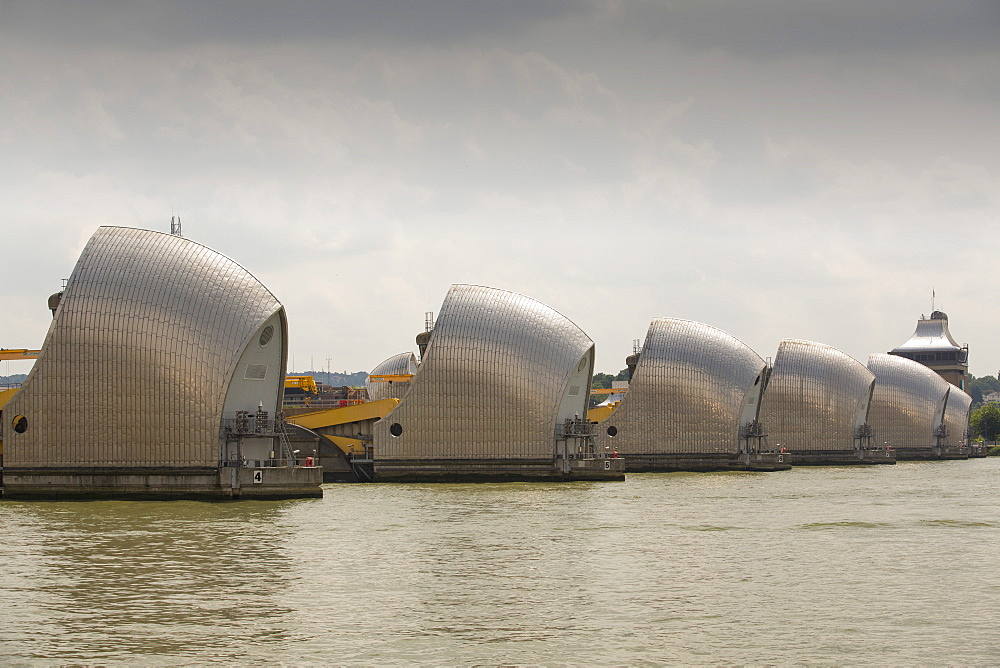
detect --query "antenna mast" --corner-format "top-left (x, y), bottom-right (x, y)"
top-left (170, 216), bottom-right (183, 237)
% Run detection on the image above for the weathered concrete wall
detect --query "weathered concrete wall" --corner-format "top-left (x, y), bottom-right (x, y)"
top-left (2, 466), bottom-right (322, 500)
top-left (893, 446), bottom-right (970, 461)
top-left (233, 466), bottom-right (323, 499)
top-left (374, 458), bottom-right (624, 482)
top-left (621, 452), bottom-right (791, 472)
top-left (789, 449), bottom-right (896, 466)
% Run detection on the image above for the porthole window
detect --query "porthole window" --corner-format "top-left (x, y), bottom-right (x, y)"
top-left (389, 423), bottom-right (403, 437)
top-left (606, 425), bottom-right (618, 437)
top-left (12, 414), bottom-right (28, 434)
top-left (259, 325), bottom-right (274, 347)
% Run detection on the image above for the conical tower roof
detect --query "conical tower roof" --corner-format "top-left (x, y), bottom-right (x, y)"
top-left (890, 311), bottom-right (963, 355)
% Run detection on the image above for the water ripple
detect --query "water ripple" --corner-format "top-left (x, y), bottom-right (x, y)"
top-left (3, 459), bottom-right (1000, 665)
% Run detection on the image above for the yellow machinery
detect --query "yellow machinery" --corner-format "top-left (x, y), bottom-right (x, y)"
top-left (587, 387), bottom-right (627, 423)
top-left (0, 387), bottom-right (19, 455)
top-left (286, 398), bottom-right (399, 456)
top-left (0, 352), bottom-right (32, 456)
top-left (368, 374), bottom-right (414, 383)
top-left (285, 375), bottom-right (319, 394)
top-left (587, 402), bottom-right (620, 424)
top-left (0, 349), bottom-right (41, 361)
top-left (0, 388), bottom-right (17, 407)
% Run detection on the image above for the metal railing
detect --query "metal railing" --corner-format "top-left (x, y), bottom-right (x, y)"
top-left (220, 457), bottom-right (320, 468)
top-left (220, 409), bottom-right (298, 467)
top-left (556, 418), bottom-right (595, 438)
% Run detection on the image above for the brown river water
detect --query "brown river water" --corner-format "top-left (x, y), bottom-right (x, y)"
top-left (1, 459), bottom-right (999, 666)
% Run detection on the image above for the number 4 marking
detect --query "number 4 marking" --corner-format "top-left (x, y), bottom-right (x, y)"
top-left (253, 470), bottom-right (263, 484)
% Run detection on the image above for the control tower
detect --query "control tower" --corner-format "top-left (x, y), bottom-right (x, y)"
top-left (889, 311), bottom-right (970, 391)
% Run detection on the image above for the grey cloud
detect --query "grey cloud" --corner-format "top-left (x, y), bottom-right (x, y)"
top-left (618, 0), bottom-right (1000, 58)
top-left (1, 0), bottom-right (587, 50)
top-left (3, 1), bottom-right (999, 375)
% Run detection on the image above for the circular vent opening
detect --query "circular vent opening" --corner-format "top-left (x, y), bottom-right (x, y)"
top-left (259, 325), bottom-right (274, 347)
top-left (13, 414), bottom-right (28, 434)
top-left (606, 425), bottom-right (618, 437)
top-left (389, 423), bottom-right (403, 437)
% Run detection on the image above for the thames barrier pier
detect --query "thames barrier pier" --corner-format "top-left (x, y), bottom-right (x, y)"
top-left (590, 318), bottom-right (789, 472)
top-left (867, 353), bottom-right (972, 461)
top-left (369, 285), bottom-right (624, 482)
top-left (0, 227), bottom-right (321, 500)
top-left (758, 339), bottom-right (895, 466)
top-left (1, 225), bottom-right (987, 494)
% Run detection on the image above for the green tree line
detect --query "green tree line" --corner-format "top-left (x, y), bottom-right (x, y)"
top-left (968, 374), bottom-right (1000, 404)
top-left (970, 403), bottom-right (1000, 442)
top-left (590, 369), bottom-right (631, 408)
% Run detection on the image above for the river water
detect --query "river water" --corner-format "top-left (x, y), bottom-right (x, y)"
top-left (1, 459), bottom-right (998, 666)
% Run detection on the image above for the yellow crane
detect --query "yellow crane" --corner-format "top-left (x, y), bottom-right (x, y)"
top-left (590, 387), bottom-right (628, 395)
top-left (367, 374), bottom-right (414, 383)
top-left (0, 349), bottom-right (41, 361)
top-left (285, 375), bottom-right (319, 394)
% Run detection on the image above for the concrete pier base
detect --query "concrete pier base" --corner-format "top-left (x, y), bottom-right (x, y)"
top-left (893, 446), bottom-right (971, 461)
top-left (745, 452), bottom-right (793, 471)
top-left (621, 451), bottom-right (792, 473)
top-left (373, 457), bottom-right (625, 482)
top-left (786, 449), bottom-right (896, 466)
top-left (1, 466), bottom-right (323, 500)
top-left (969, 444), bottom-right (989, 458)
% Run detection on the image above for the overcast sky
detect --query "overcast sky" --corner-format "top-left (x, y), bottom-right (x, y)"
top-left (3, 0), bottom-right (999, 379)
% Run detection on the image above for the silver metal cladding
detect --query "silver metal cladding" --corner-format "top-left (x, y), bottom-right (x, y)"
top-left (942, 386), bottom-right (973, 447)
top-left (593, 318), bottom-right (767, 455)
top-left (867, 353), bottom-right (950, 449)
top-left (891, 313), bottom-right (964, 354)
top-left (759, 339), bottom-right (876, 452)
top-left (4, 226), bottom-right (284, 468)
top-left (366, 352), bottom-right (418, 402)
top-left (372, 284), bottom-right (594, 460)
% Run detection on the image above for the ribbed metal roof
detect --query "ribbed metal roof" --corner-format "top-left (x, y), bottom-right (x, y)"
top-left (5, 226), bottom-right (284, 468)
top-left (366, 351), bottom-right (418, 401)
top-left (593, 318), bottom-right (767, 455)
top-left (373, 284), bottom-right (594, 460)
top-left (942, 386), bottom-right (973, 446)
top-left (759, 339), bottom-right (875, 452)
top-left (866, 353), bottom-right (949, 449)
top-left (890, 311), bottom-right (963, 353)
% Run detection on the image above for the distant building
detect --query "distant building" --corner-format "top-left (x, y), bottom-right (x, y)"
top-left (889, 311), bottom-right (970, 391)
top-left (983, 391), bottom-right (1000, 404)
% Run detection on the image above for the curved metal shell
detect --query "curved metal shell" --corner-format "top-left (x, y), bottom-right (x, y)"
top-left (866, 353), bottom-right (949, 449)
top-left (891, 312), bottom-right (963, 354)
top-left (594, 318), bottom-right (767, 455)
top-left (366, 352), bottom-right (418, 402)
top-left (758, 339), bottom-right (875, 452)
top-left (4, 226), bottom-right (285, 468)
top-left (942, 386), bottom-right (973, 446)
top-left (373, 284), bottom-right (594, 459)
